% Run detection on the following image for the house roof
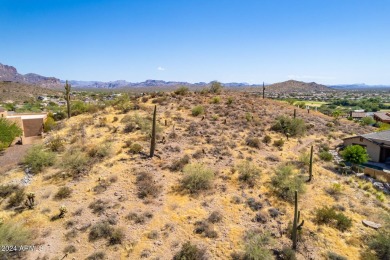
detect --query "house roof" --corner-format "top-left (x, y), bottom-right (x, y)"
top-left (374, 112), bottom-right (390, 121)
top-left (351, 112), bottom-right (366, 118)
top-left (361, 130), bottom-right (390, 143)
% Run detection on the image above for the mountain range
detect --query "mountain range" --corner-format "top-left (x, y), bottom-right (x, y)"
top-left (1, 62), bottom-right (389, 90)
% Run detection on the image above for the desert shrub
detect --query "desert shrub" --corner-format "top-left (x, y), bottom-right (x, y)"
top-left (361, 116), bottom-right (376, 126)
top-left (368, 214), bottom-right (390, 260)
top-left (246, 136), bottom-right (261, 148)
top-left (109, 228), bottom-right (125, 245)
top-left (43, 116), bottom-right (56, 132)
top-left (211, 96), bottom-right (221, 104)
top-left (271, 165), bottom-right (305, 202)
top-left (244, 231), bottom-right (274, 260)
top-left (63, 245), bottom-right (77, 254)
top-left (136, 172), bottom-right (162, 199)
top-left (126, 211), bottom-right (153, 224)
top-left (0, 184), bottom-right (19, 198)
top-left (227, 97), bottom-right (234, 105)
top-left (273, 139), bottom-right (285, 148)
top-left (62, 149), bottom-right (89, 176)
top-left (89, 221), bottom-right (113, 241)
top-left (341, 145), bottom-right (369, 166)
top-left (246, 198), bottom-right (262, 211)
top-left (314, 206), bottom-right (352, 231)
top-left (192, 105), bottom-right (205, 116)
top-left (86, 252), bottom-right (105, 260)
top-left (147, 230), bottom-right (159, 239)
top-left (173, 241), bottom-right (207, 260)
top-left (129, 143), bottom-right (142, 154)
top-left (175, 86), bottom-right (189, 95)
top-left (0, 222), bottom-right (32, 258)
top-left (319, 151), bottom-right (333, 161)
top-left (54, 186), bottom-right (72, 200)
top-left (236, 160), bottom-right (261, 187)
top-left (327, 251), bottom-right (347, 260)
top-left (194, 221), bottom-right (218, 238)
top-left (47, 135), bottom-right (65, 152)
top-left (210, 80), bottom-right (223, 94)
top-left (7, 188), bottom-right (25, 208)
top-left (208, 211), bottom-right (223, 223)
top-left (0, 118), bottom-right (23, 150)
top-left (327, 183), bottom-right (343, 197)
top-left (180, 163), bottom-right (214, 193)
top-left (169, 155), bottom-right (190, 171)
top-left (87, 142), bottom-right (112, 160)
top-left (24, 145), bottom-right (55, 173)
top-left (298, 152), bottom-right (310, 166)
top-left (281, 247), bottom-right (297, 260)
top-left (271, 116), bottom-right (306, 137)
top-left (89, 199), bottom-right (109, 216)
top-left (262, 135), bottom-right (272, 144)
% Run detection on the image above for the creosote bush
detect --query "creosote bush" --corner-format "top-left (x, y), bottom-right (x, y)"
top-left (314, 206), bottom-right (352, 232)
top-left (24, 145), bottom-right (56, 173)
top-left (136, 172), bottom-right (162, 199)
top-left (246, 136), bottom-right (261, 148)
top-left (62, 149), bottom-right (90, 176)
top-left (271, 165), bottom-right (305, 202)
top-left (191, 105), bottom-right (205, 116)
top-left (180, 163), bottom-right (214, 193)
top-left (173, 241), bottom-right (207, 260)
top-left (244, 230), bottom-right (274, 260)
top-left (319, 151), bottom-right (333, 161)
top-left (271, 115), bottom-right (306, 137)
top-left (169, 155), bottom-right (190, 171)
top-left (54, 186), bottom-right (72, 200)
top-left (236, 160), bottom-right (261, 187)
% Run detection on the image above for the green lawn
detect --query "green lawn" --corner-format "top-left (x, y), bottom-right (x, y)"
top-left (293, 101), bottom-right (328, 107)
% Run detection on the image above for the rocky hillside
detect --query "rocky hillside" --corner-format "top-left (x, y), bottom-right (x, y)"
top-left (266, 80), bottom-right (334, 93)
top-left (0, 91), bottom-right (388, 260)
top-left (0, 63), bottom-right (61, 88)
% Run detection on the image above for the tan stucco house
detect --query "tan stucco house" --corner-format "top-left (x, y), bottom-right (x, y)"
top-left (343, 130), bottom-right (390, 163)
top-left (0, 108), bottom-right (47, 145)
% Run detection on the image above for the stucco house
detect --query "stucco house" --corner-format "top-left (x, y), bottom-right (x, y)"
top-left (343, 130), bottom-right (390, 163)
top-left (0, 108), bottom-right (48, 145)
top-left (373, 112), bottom-right (390, 123)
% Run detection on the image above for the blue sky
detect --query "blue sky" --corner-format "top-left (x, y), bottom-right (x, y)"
top-left (1, 0), bottom-right (389, 84)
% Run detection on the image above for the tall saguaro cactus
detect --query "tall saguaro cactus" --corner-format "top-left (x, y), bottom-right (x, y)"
top-left (150, 105), bottom-right (157, 157)
top-left (294, 109), bottom-right (296, 119)
top-left (308, 145), bottom-right (313, 182)
top-left (262, 82), bottom-right (265, 99)
top-left (65, 80), bottom-right (71, 119)
top-left (292, 190), bottom-right (304, 250)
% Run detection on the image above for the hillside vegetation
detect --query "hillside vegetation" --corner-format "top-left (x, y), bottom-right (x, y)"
top-left (0, 91), bottom-right (388, 260)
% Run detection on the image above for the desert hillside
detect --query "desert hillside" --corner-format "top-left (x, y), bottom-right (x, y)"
top-left (0, 91), bottom-right (388, 260)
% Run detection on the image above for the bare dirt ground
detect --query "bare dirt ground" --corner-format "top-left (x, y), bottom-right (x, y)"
top-left (0, 144), bottom-right (32, 174)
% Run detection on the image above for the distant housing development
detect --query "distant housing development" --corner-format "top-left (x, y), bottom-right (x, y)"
top-left (0, 107), bottom-right (47, 144)
top-left (343, 130), bottom-right (390, 164)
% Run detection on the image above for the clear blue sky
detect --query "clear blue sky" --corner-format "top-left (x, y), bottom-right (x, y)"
top-left (1, 0), bottom-right (389, 85)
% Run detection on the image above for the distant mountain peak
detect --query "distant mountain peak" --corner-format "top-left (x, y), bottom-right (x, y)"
top-left (0, 62), bottom-right (61, 88)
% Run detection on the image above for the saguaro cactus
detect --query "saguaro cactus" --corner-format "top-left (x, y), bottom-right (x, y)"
top-left (292, 190), bottom-right (304, 250)
top-left (308, 145), bottom-right (313, 182)
top-left (150, 105), bottom-right (157, 157)
top-left (294, 109), bottom-right (296, 119)
top-left (65, 80), bottom-right (71, 118)
top-left (262, 82), bottom-right (265, 99)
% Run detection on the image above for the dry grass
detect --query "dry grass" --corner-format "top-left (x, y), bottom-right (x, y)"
top-left (0, 91), bottom-right (385, 260)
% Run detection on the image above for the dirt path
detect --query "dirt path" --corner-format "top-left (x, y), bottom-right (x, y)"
top-left (292, 138), bottom-right (315, 153)
top-left (0, 144), bottom-right (32, 174)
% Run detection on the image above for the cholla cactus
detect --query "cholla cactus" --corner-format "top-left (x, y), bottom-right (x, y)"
top-left (59, 205), bottom-right (67, 218)
top-left (25, 192), bottom-right (36, 209)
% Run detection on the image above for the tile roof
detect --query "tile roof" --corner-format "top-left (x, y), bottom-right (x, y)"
top-left (374, 112), bottom-right (390, 121)
top-left (362, 130), bottom-right (390, 143)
